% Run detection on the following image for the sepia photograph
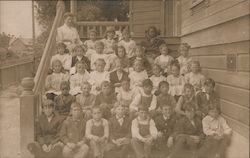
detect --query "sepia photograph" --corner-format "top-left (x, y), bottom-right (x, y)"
top-left (0, 0), bottom-right (249, 158)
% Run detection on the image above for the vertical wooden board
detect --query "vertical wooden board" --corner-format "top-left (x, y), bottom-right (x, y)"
top-left (237, 54), bottom-right (249, 72)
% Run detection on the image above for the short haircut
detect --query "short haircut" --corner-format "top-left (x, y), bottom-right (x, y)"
top-left (70, 102), bottom-right (82, 110)
top-left (159, 43), bottom-right (167, 50)
top-left (42, 99), bottom-right (55, 109)
top-left (170, 60), bottom-right (180, 70)
top-left (51, 59), bottom-right (62, 68)
top-left (159, 81), bottom-right (169, 88)
top-left (73, 44), bottom-right (87, 53)
top-left (142, 79), bottom-right (153, 87)
top-left (94, 58), bottom-right (106, 66)
top-left (94, 40), bottom-right (105, 48)
top-left (60, 81), bottom-right (70, 89)
top-left (57, 42), bottom-right (66, 49)
top-left (204, 78), bottom-right (215, 87)
top-left (91, 106), bottom-right (102, 112)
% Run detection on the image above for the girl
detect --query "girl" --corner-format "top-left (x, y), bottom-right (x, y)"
top-left (45, 60), bottom-right (69, 100)
top-left (149, 64), bottom-right (166, 94)
top-left (154, 43), bottom-right (174, 76)
top-left (128, 59), bottom-right (148, 92)
top-left (90, 41), bottom-right (110, 71)
top-left (177, 43), bottom-right (192, 75)
top-left (76, 82), bottom-right (95, 120)
top-left (70, 45), bottom-right (90, 74)
top-left (69, 61), bottom-right (90, 95)
top-left (85, 106), bottom-right (109, 158)
top-left (185, 61), bottom-right (206, 94)
top-left (113, 45), bottom-right (130, 71)
top-left (175, 83), bottom-right (198, 117)
top-left (84, 29), bottom-right (98, 60)
top-left (118, 28), bottom-right (136, 59)
top-left (167, 61), bottom-right (186, 102)
top-left (101, 26), bottom-right (117, 55)
top-left (51, 42), bottom-right (71, 72)
top-left (88, 58), bottom-right (110, 95)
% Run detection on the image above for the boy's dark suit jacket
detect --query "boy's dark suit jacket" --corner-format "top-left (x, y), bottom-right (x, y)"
top-left (109, 70), bottom-right (129, 85)
top-left (71, 56), bottom-right (90, 72)
top-left (108, 115), bottom-right (131, 140)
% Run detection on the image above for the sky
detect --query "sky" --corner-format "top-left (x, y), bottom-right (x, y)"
top-left (0, 1), bottom-right (41, 38)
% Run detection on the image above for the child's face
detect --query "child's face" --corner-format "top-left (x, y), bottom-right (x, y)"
top-left (138, 110), bottom-right (148, 120)
top-left (43, 106), bottom-right (54, 117)
top-left (121, 80), bottom-right (130, 91)
top-left (148, 28), bottom-right (156, 38)
top-left (101, 85), bottom-right (111, 95)
top-left (143, 85), bottom-right (153, 95)
top-left (107, 32), bottom-right (115, 39)
top-left (152, 66), bottom-right (161, 76)
top-left (95, 45), bottom-right (104, 54)
top-left (135, 48), bottom-right (143, 57)
top-left (76, 63), bottom-right (85, 74)
top-left (57, 46), bottom-right (65, 55)
top-left (162, 106), bottom-right (172, 118)
top-left (208, 109), bottom-right (219, 119)
top-left (180, 49), bottom-right (188, 57)
top-left (71, 107), bottom-right (82, 119)
top-left (75, 47), bottom-right (84, 57)
top-left (92, 108), bottom-right (102, 120)
top-left (204, 84), bottom-right (214, 94)
top-left (53, 61), bottom-right (62, 73)
top-left (61, 84), bottom-right (70, 95)
top-left (184, 88), bottom-right (193, 98)
top-left (89, 32), bottom-right (97, 40)
top-left (115, 60), bottom-right (123, 71)
top-left (115, 106), bottom-right (125, 117)
top-left (81, 84), bottom-right (91, 95)
top-left (171, 65), bottom-right (180, 77)
top-left (95, 60), bottom-right (105, 72)
top-left (65, 16), bottom-right (74, 27)
top-left (185, 110), bottom-right (195, 120)
top-left (191, 63), bottom-right (200, 73)
top-left (117, 48), bottom-right (126, 58)
top-left (134, 62), bottom-right (143, 72)
top-left (160, 45), bottom-right (168, 55)
top-left (160, 84), bottom-right (169, 95)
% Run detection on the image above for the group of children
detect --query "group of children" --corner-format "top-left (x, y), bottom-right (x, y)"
top-left (28, 26), bottom-right (232, 158)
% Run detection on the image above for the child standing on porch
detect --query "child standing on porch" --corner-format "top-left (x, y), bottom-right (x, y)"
top-left (118, 28), bottom-right (136, 59)
top-left (177, 43), bottom-right (192, 76)
top-left (84, 29), bottom-right (98, 60)
top-left (85, 106), bottom-right (109, 158)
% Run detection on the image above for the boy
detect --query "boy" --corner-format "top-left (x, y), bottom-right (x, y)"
top-left (196, 78), bottom-right (220, 117)
top-left (197, 105), bottom-right (232, 158)
top-left (27, 99), bottom-right (63, 158)
top-left (154, 105), bottom-right (177, 152)
top-left (54, 81), bottom-right (75, 118)
top-left (71, 45), bottom-right (91, 73)
top-left (156, 81), bottom-right (176, 109)
top-left (131, 106), bottom-right (158, 158)
top-left (106, 103), bottom-right (132, 158)
top-left (129, 79), bottom-right (157, 118)
top-left (60, 102), bottom-right (89, 158)
top-left (168, 106), bottom-right (204, 158)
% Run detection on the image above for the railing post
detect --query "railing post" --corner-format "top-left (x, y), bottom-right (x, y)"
top-left (20, 77), bottom-right (35, 158)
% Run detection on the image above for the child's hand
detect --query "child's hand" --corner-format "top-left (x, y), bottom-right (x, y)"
top-left (167, 137), bottom-right (174, 148)
top-left (67, 143), bottom-right (76, 149)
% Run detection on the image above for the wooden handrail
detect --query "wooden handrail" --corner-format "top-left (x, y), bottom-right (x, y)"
top-left (77, 21), bottom-right (129, 26)
top-left (33, 0), bottom-right (65, 94)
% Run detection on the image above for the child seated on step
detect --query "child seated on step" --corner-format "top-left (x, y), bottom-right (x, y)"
top-left (70, 45), bottom-right (90, 74)
top-left (177, 43), bottom-right (192, 76)
top-left (109, 58), bottom-right (129, 92)
top-left (156, 81), bottom-right (176, 111)
top-left (168, 106), bottom-right (204, 158)
top-left (118, 28), bottom-right (136, 59)
top-left (129, 79), bottom-right (157, 118)
top-left (94, 81), bottom-right (117, 119)
top-left (154, 105), bottom-right (177, 152)
top-left (131, 106), bottom-right (158, 158)
top-left (196, 78), bottom-right (220, 117)
top-left (105, 103), bottom-right (132, 158)
top-left (149, 64), bottom-right (166, 95)
top-left (175, 83), bottom-right (199, 117)
top-left (88, 58), bottom-right (110, 95)
top-left (185, 61), bottom-right (206, 94)
top-left (128, 59), bottom-right (148, 93)
top-left (45, 60), bottom-right (69, 100)
top-left (111, 45), bottom-right (130, 71)
top-left (27, 99), bottom-right (63, 158)
top-left (54, 81), bottom-right (75, 119)
top-left (84, 29), bottom-right (98, 60)
top-left (60, 102), bottom-right (89, 158)
top-left (91, 41), bottom-right (110, 71)
top-left (167, 61), bottom-right (186, 102)
top-left (69, 61), bottom-right (90, 95)
top-left (101, 26), bottom-right (117, 55)
top-left (85, 106), bottom-right (109, 158)
top-left (51, 42), bottom-right (71, 72)
top-left (154, 43), bottom-right (174, 76)
top-left (197, 105), bottom-right (232, 158)
top-left (76, 82), bottom-right (96, 120)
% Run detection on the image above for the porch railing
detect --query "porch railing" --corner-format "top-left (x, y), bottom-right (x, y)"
top-left (77, 21), bottom-right (129, 40)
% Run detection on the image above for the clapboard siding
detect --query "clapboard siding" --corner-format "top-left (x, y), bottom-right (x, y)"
top-left (181, 0), bottom-right (249, 138)
top-left (133, 11), bottom-right (161, 23)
